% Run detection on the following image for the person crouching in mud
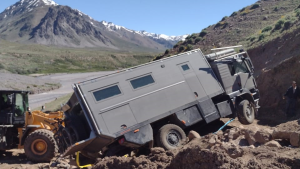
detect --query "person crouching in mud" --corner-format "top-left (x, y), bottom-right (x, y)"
top-left (283, 81), bottom-right (300, 117)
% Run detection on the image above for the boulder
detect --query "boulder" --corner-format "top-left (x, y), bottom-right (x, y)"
top-left (209, 135), bottom-right (218, 146)
top-left (188, 130), bottom-right (201, 141)
top-left (222, 143), bottom-right (244, 159)
top-left (265, 140), bottom-right (281, 148)
top-left (272, 129), bottom-right (292, 139)
top-left (228, 128), bottom-right (241, 140)
top-left (244, 129), bottom-right (256, 145)
top-left (290, 132), bottom-right (300, 147)
top-left (254, 129), bottom-right (272, 144)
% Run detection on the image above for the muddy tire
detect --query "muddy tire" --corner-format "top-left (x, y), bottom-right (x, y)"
top-left (156, 124), bottom-right (186, 150)
top-left (68, 119), bottom-right (88, 144)
top-left (237, 100), bottom-right (255, 124)
top-left (24, 129), bottom-right (57, 162)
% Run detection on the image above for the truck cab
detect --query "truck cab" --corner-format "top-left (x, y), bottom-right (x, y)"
top-left (207, 47), bottom-right (259, 122)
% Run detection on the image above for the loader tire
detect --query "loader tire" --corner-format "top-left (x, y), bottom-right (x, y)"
top-left (156, 124), bottom-right (186, 150)
top-left (24, 129), bottom-right (57, 162)
top-left (237, 100), bottom-right (255, 125)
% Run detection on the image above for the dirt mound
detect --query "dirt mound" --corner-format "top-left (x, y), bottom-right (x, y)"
top-left (93, 120), bottom-right (300, 169)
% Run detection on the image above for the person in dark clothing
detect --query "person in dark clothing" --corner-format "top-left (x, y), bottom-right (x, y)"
top-left (283, 81), bottom-right (300, 116)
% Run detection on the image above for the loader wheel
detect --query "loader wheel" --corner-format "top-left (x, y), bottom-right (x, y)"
top-left (156, 124), bottom-right (186, 150)
top-left (237, 100), bottom-right (255, 124)
top-left (24, 129), bottom-right (57, 162)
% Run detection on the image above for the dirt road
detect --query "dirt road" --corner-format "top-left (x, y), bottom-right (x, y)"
top-left (29, 71), bottom-right (114, 109)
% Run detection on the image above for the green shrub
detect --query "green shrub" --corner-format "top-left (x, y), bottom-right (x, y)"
top-left (215, 22), bottom-right (228, 29)
top-left (173, 44), bottom-right (179, 48)
top-left (251, 4), bottom-right (260, 9)
top-left (258, 34), bottom-right (265, 41)
top-left (295, 9), bottom-right (300, 17)
top-left (262, 26), bottom-right (272, 32)
top-left (240, 7), bottom-right (246, 12)
top-left (179, 46), bottom-right (185, 52)
top-left (221, 16), bottom-right (228, 21)
top-left (274, 7), bottom-right (278, 11)
top-left (186, 44), bottom-right (193, 51)
top-left (199, 30), bottom-right (207, 37)
top-left (195, 37), bottom-right (202, 43)
top-left (284, 21), bottom-right (292, 29)
top-left (187, 39), bottom-right (193, 44)
top-left (274, 20), bottom-right (284, 30)
top-left (230, 12), bottom-right (237, 17)
top-left (164, 49), bottom-right (169, 55)
top-left (250, 36), bottom-right (256, 42)
top-left (191, 33), bottom-right (197, 39)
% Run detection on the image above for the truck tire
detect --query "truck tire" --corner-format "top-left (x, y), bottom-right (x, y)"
top-left (237, 100), bottom-right (255, 124)
top-left (24, 129), bottom-right (57, 162)
top-left (67, 118), bottom-right (88, 143)
top-left (156, 124), bottom-right (186, 150)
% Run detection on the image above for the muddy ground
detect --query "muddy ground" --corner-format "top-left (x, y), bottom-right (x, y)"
top-left (1, 112), bottom-right (300, 169)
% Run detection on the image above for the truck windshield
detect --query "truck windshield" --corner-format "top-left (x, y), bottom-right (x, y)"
top-left (228, 61), bottom-right (249, 75)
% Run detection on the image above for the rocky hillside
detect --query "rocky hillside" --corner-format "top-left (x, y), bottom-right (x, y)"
top-left (156, 0), bottom-right (300, 58)
top-left (0, 0), bottom-right (187, 51)
top-left (153, 0), bottom-right (300, 114)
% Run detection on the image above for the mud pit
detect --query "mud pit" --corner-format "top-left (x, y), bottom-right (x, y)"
top-left (93, 119), bottom-right (300, 169)
top-left (1, 118), bottom-right (300, 169)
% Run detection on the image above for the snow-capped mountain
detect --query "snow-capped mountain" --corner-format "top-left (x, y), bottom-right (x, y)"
top-left (0, 0), bottom-right (187, 51)
top-left (2, 0), bottom-right (57, 17)
top-left (100, 21), bottom-right (187, 42)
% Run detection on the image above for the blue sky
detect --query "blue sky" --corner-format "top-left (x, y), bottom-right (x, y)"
top-left (1, 0), bottom-right (258, 36)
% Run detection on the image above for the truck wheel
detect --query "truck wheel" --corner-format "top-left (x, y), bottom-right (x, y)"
top-left (68, 119), bottom-right (88, 144)
top-left (24, 129), bottom-right (57, 162)
top-left (156, 124), bottom-right (186, 150)
top-left (237, 100), bottom-right (255, 124)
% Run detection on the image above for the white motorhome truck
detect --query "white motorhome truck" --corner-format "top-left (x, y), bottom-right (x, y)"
top-left (63, 46), bottom-right (260, 158)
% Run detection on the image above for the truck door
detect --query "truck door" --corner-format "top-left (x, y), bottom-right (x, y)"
top-left (177, 62), bottom-right (206, 99)
top-left (178, 62), bottom-right (220, 123)
top-left (229, 60), bottom-right (255, 91)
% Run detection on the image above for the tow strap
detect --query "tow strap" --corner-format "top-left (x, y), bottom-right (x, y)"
top-left (76, 151), bottom-right (93, 168)
top-left (214, 118), bottom-right (235, 134)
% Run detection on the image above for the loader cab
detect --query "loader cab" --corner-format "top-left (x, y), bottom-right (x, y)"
top-left (0, 90), bottom-right (29, 126)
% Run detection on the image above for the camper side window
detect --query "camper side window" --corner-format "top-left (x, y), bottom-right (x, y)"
top-left (181, 64), bottom-right (190, 71)
top-left (93, 85), bottom-right (121, 101)
top-left (130, 75), bottom-right (155, 89)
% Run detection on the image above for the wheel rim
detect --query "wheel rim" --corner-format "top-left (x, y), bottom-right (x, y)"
top-left (166, 129), bottom-right (181, 147)
top-left (245, 103), bottom-right (253, 118)
top-left (31, 139), bottom-right (47, 155)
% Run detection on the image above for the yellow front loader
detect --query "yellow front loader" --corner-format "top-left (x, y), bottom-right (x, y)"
top-left (0, 90), bottom-right (65, 162)
top-left (20, 110), bottom-right (64, 162)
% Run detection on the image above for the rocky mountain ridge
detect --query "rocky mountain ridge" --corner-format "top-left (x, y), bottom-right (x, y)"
top-left (0, 0), bottom-right (186, 51)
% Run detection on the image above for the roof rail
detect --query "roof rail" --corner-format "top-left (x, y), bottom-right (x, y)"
top-left (211, 45), bottom-right (243, 51)
top-left (214, 51), bottom-right (247, 62)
